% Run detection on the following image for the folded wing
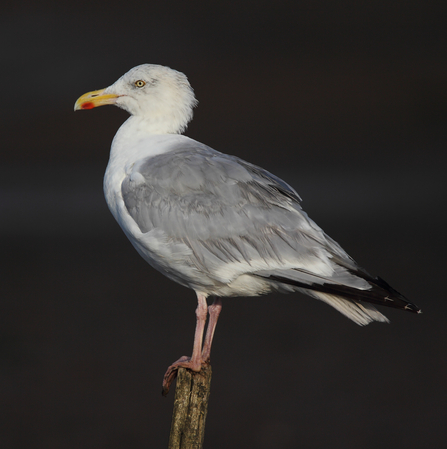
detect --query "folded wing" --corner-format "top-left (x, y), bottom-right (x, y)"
top-left (121, 140), bottom-right (420, 325)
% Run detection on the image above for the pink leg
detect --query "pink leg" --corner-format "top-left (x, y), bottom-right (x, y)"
top-left (202, 298), bottom-right (222, 362)
top-left (162, 292), bottom-right (208, 396)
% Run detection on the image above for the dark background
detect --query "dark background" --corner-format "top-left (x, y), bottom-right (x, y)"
top-left (2, 1), bottom-right (446, 448)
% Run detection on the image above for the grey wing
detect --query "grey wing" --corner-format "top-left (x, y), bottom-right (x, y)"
top-left (121, 142), bottom-right (418, 325)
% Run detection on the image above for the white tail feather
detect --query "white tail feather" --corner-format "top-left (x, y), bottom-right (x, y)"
top-left (311, 292), bottom-right (390, 326)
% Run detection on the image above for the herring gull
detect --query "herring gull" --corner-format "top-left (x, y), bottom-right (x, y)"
top-left (74, 64), bottom-right (420, 395)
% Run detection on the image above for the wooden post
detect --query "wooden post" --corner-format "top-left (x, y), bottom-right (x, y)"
top-left (168, 365), bottom-right (212, 449)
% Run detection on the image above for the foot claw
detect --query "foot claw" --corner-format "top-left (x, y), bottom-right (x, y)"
top-left (162, 356), bottom-right (189, 396)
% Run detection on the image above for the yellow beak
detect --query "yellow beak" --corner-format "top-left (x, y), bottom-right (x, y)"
top-left (74, 88), bottom-right (119, 111)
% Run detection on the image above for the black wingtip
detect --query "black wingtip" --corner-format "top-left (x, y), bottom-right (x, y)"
top-left (375, 276), bottom-right (421, 314)
top-left (259, 272), bottom-right (421, 315)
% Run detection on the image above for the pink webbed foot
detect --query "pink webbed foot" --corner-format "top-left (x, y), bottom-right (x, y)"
top-left (162, 356), bottom-right (207, 396)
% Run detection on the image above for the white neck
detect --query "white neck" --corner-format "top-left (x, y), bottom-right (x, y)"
top-left (113, 116), bottom-right (170, 148)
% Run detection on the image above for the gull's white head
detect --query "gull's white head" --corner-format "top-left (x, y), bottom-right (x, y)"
top-left (74, 64), bottom-right (198, 134)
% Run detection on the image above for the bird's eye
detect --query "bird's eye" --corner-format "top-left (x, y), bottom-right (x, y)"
top-left (135, 80), bottom-right (146, 88)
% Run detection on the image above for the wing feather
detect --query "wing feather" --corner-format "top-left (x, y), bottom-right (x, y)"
top-left (121, 141), bottom-right (419, 322)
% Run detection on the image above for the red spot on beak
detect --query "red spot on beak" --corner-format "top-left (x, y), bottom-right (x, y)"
top-left (81, 102), bottom-right (95, 110)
